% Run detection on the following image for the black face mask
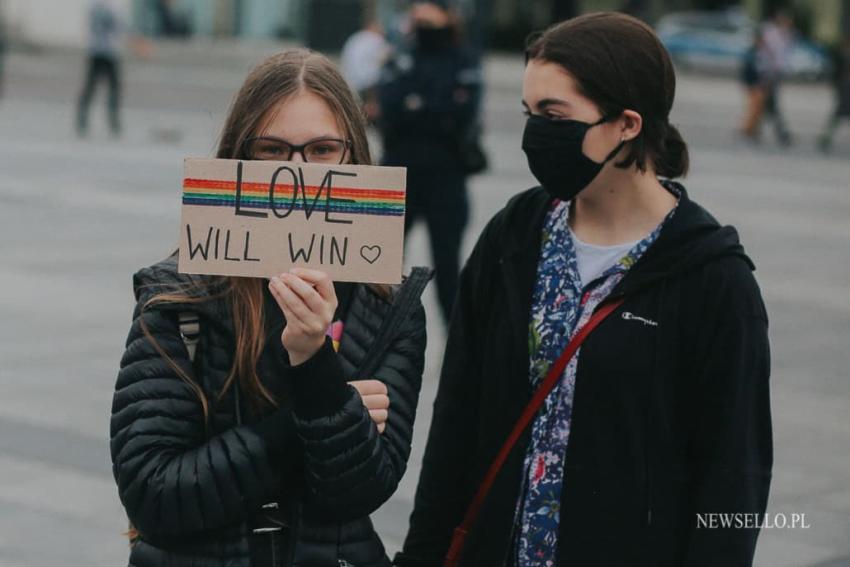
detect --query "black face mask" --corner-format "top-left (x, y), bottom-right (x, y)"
top-left (415, 25), bottom-right (453, 51)
top-left (521, 114), bottom-right (625, 201)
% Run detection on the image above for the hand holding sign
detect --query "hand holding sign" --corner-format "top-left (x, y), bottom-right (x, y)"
top-left (178, 158), bottom-right (407, 284)
top-left (269, 268), bottom-right (338, 366)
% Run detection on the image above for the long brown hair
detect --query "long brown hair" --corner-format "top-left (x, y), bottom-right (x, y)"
top-left (128, 49), bottom-right (386, 545)
top-left (143, 49), bottom-right (379, 420)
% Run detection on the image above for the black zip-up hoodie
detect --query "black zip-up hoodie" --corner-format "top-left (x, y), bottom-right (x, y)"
top-left (396, 184), bottom-right (772, 567)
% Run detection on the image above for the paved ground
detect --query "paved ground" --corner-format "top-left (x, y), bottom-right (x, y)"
top-left (0, 43), bottom-right (848, 566)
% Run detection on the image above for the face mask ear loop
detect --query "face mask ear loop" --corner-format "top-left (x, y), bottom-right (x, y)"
top-left (602, 138), bottom-right (627, 164)
top-left (590, 114), bottom-right (626, 165)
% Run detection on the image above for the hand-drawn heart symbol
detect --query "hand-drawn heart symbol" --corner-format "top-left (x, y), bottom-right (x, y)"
top-left (360, 245), bottom-right (382, 264)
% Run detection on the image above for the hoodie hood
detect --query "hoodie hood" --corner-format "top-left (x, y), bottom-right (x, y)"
top-left (614, 181), bottom-right (755, 296)
top-left (501, 182), bottom-right (755, 298)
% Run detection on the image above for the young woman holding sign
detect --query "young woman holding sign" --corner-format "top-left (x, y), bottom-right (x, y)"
top-left (111, 49), bottom-right (429, 567)
top-left (396, 13), bottom-right (772, 567)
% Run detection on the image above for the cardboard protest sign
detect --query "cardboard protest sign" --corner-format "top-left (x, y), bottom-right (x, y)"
top-left (178, 158), bottom-right (407, 284)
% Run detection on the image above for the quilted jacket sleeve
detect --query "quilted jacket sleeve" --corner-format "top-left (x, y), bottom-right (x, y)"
top-left (289, 295), bottom-right (427, 522)
top-left (110, 300), bottom-right (296, 539)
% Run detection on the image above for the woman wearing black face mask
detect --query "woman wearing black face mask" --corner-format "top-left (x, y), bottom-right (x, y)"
top-left (378, 1), bottom-right (481, 326)
top-left (396, 12), bottom-right (772, 567)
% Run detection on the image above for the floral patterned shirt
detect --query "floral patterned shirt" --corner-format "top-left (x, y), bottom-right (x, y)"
top-left (515, 191), bottom-right (679, 566)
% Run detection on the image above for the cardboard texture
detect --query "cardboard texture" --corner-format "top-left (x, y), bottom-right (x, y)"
top-left (178, 158), bottom-right (407, 284)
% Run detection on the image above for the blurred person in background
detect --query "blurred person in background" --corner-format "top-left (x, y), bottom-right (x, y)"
top-left (747, 9), bottom-right (795, 146)
top-left (76, 0), bottom-right (126, 137)
top-left (739, 29), bottom-right (768, 140)
top-left (396, 12), bottom-right (771, 566)
top-left (155, 0), bottom-right (192, 38)
top-left (341, 17), bottom-right (391, 124)
top-left (0, 9), bottom-right (7, 99)
top-left (378, 0), bottom-right (482, 325)
top-left (110, 49), bottom-right (428, 567)
top-left (818, 38), bottom-right (850, 152)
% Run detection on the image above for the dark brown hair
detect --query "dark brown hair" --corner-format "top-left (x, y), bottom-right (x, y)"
top-left (526, 12), bottom-right (689, 178)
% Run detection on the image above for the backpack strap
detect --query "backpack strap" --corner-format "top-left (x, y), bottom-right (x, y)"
top-left (177, 310), bottom-right (243, 426)
top-left (178, 312), bottom-right (200, 363)
top-left (355, 266), bottom-right (433, 379)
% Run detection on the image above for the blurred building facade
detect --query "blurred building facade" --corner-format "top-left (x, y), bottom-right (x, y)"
top-left (488, 0), bottom-right (849, 47)
top-left (131, 0), bottom-right (297, 39)
top-left (1, 0), bottom-right (132, 48)
top-left (132, 0), bottom-right (372, 51)
top-left (0, 0), bottom-right (350, 48)
top-left (1, 0), bottom-right (846, 50)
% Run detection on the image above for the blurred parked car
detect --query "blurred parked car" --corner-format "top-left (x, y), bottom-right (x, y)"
top-left (657, 9), bottom-right (832, 81)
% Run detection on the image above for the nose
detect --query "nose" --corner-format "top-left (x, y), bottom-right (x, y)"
top-left (290, 149), bottom-right (307, 163)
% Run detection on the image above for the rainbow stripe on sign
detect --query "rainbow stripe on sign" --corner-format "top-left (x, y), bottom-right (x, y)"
top-left (182, 178), bottom-right (405, 217)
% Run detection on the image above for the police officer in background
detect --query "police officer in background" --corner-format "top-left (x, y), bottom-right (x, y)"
top-left (378, 0), bottom-right (482, 325)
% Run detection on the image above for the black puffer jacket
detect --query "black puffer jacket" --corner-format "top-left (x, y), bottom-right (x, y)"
top-left (110, 256), bottom-right (428, 566)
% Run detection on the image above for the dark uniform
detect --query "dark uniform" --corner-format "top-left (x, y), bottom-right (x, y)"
top-left (379, 30), bottom-right (482, 324)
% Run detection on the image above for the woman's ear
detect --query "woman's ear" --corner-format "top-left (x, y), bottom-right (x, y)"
top-left (620, 110), bottom-right (643, 142)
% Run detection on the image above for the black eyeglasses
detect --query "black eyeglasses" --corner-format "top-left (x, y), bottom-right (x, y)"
top-left (242, 136), bottom-right (352, 164)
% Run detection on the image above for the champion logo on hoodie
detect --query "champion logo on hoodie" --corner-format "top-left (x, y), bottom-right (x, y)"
top-left (622, 311), bottom-right (658, 327)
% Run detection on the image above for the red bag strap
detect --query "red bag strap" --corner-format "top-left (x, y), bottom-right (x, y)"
top-left (443, 297), bottom-right (626, 567)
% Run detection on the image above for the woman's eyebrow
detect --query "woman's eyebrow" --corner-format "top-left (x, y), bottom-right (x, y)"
top-left (521, 98), bottom-right (571, 112)
top-left (537, 98), bottom-right (571, 110)
top-left (259, 134), bottom-right (341, 143)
